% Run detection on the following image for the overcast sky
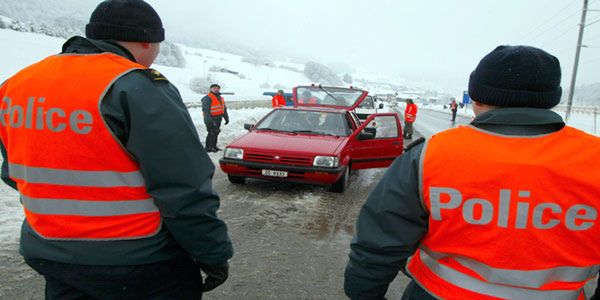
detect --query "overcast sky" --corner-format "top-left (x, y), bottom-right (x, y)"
top-left (146, 1), bottom-right (598, 91)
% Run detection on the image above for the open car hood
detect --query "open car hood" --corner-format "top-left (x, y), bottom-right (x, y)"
top-left (292, 85), bottom-right (368, 110)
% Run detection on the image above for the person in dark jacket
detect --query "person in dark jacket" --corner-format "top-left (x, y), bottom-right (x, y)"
top-left (450, 97), bottom-right (458, 121)
top-left (0, 1), bottom-right (232, 299)
top-left (202, 84), bottom-right (229, 152)
top-left (344, 46), bottom-right (600, 299)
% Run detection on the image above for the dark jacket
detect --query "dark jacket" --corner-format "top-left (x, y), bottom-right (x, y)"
top-left (344, 108), bottom-right (566, 299)
top-left (0, 36), bottom-right (233, 266)
top-left (202, 92), bottom-right (229, 124)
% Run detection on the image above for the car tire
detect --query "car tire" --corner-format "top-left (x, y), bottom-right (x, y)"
top-left (329, 167), bottom-right (349, 193)
top-left (228, 175), bottom-right (246, 184)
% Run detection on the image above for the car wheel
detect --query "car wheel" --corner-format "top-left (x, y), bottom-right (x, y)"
top-left (228, 175), bottom-right (246, 184)
top-left (329, 167), bottom-right (349, 193)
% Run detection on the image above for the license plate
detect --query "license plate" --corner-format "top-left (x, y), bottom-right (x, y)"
top-left (261, 169), bottom-right (288, 178)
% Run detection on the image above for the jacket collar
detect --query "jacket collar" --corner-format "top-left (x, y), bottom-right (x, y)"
top-left (61, 36), bottom-right (136, 62)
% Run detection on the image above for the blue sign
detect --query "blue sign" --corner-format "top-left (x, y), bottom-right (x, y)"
top-left (462, 91), bottom-right (472, 104)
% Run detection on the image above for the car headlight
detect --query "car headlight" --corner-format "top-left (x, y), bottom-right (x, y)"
top-left (313, 156), bottom-right (339, 168)
top-left (224, 148), bottom-right (244, 160)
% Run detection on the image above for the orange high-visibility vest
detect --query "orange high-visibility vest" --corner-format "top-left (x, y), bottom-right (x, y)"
top-left (272, 94), bottom-right (286, 108)
top-left (208, 93), bottom-right (225, 116)
top-left (405, 103), bottom-right (417, 123)
top-left (0, 53), bottom-right (161, 240)
top-left (407, 125), bottom-right (600, 300)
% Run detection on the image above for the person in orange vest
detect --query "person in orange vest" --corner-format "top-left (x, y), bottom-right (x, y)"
top-left (272, 89), bottom-right (286, 108)
top-left (345, 45), bottom-right (600, 299)
top-left (0, 1), bottom-right (232, 299)
top-left (202, 84), bottom-right (229, 152)
top-left (403, 98), bottom-right (417, 139)
top-left (298, 89), bottom-right (319, 104)
top-left (450, 97), bottom-right (458, 121)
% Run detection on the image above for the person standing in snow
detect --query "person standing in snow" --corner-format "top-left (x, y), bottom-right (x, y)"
top-left (345, 45), bottom-right (600, 299)
top-left (202, 83), bottom-right (229, 152)
top-left (272, 89), bottom-right (286, 108)
top-left (450, 97), bottom-right (458, 121)
top-left (403, 98), bottom-right (417, 139)
top-left (0, 1), bottom-right (232, 299)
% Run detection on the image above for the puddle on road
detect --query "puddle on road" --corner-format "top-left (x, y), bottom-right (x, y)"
top-left (223, 169), bottom-right (385, 243)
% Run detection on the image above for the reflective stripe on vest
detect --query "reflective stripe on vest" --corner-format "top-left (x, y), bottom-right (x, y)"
top-left (0, 53), bottom-right (161, 240)
top-left (21, 195), bottom-right (157, 216)
top-left (9, 163), bottom-right (145, 187)
top-left (408, 248), bottom-right (586, 300)
top-left (208, 93), bottom-right (225, 116)
top-left (408, 125), bottom-right (600, 299)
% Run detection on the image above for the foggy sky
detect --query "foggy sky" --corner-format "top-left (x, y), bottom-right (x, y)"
top-left (147, 1), bottom-right (598, 91)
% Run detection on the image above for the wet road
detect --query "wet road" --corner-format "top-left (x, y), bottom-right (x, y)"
top-left (1, 108), bottom-right (597, 299)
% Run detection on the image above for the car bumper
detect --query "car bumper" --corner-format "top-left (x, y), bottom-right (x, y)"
top-left (219, 158), bottom-right (345, 184)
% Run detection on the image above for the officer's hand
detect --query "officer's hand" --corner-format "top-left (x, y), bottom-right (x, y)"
top-left (198, 262), bottom-right (229, 292)
top-left (224, 118), bottom-right (229, 125)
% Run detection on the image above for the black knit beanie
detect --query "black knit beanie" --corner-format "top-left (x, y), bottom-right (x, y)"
top-left (468, 45), bottom-right (562, 108)
top-left (86, 0), bottom-right (165, 43)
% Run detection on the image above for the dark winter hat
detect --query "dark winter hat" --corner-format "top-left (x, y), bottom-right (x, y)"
top-left (210, 84), bottom-right (221, 89)
top-left (86, 0), bottom-right (165, 43)
top-left (468, 45), bottom-right (562, 109)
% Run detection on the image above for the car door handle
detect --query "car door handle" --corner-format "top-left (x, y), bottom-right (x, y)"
top-left (392, 142), bottom-right (401, 145)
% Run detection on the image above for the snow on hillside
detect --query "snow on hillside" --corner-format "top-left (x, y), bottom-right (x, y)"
top-left (0, 29), bottom-right (64, 82)
top-left (0, 28), bottom-right (313, 102)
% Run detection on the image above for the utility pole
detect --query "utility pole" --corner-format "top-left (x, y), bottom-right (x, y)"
top-left (565, 0), bottom-right (589, 123)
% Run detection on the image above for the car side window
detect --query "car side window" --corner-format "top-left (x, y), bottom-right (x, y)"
top-left (365, 116), bottom-right (398, 138)
top-left (359, 96), bottom-right (374, 109)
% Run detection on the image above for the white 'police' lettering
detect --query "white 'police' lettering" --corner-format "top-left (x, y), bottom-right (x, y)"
top-left (0, 96), bottom-right (93, 134)
top-left (430, 187), bottom-right (597, 231)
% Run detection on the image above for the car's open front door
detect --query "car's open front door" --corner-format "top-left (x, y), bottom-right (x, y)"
top-left (349, 113), bottom-right (403, 169)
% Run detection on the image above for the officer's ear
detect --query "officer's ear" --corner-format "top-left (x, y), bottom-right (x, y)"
top-left (472, 100), bottom-right (498, 116)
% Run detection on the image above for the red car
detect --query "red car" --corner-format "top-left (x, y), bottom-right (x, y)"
top-left (219, 85), bottom-right (404, 192)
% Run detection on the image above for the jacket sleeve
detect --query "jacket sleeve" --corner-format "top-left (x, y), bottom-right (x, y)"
top-left (201, 95), bottom-right (212, 123)
top-left (101, 71), bottom-right (233, 265)
top-left (0, 141), bottom-right (17, 190)
top-left (344, 143), bottom-right (429, 300)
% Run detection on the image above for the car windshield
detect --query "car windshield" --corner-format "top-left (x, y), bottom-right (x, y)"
top-left (256, 110), bottom-right (351, 137)
top-left (296, 87), bottom-right (364, 107)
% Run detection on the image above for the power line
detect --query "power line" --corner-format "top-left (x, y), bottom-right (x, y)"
top-left (528, 9), bottom-right (583, 43)
top-left (586, 16), bottom-right (600, 26)
top-left (541, 24), bottom-right (579, 47)
top-left (517, 0), bottom-right (579, 42)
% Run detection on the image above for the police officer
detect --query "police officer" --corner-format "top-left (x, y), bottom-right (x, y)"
top-left (344, 45), bottom-right (600, 299)
top-left (450, 97), bottom-right (458, 122)
top-left (202, 84), bottom-right (229, 152)
top-left (403, 98), bottom-right (417, 139)
top-left (0, 1), bottom-right (232, 299)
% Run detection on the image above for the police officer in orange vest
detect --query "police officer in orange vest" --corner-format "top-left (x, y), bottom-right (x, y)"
top-left (345, 45), bottom-right (600, 299)
top-left (202, 84), bottom-right (229, 152)
top-left (403, 98), bottom-right (417, 139)
top-left (0, 1), bottom-right (232, 299)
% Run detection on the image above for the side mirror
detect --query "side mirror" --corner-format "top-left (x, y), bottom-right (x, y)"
top-left (378, 103), bottom-right (384, 109)
top-left (244, 123), bottom-right (255, 131)
top-left (364, 127), bottom-right (377, 136)
top-left (358, 131), bottom-right (376, 141)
